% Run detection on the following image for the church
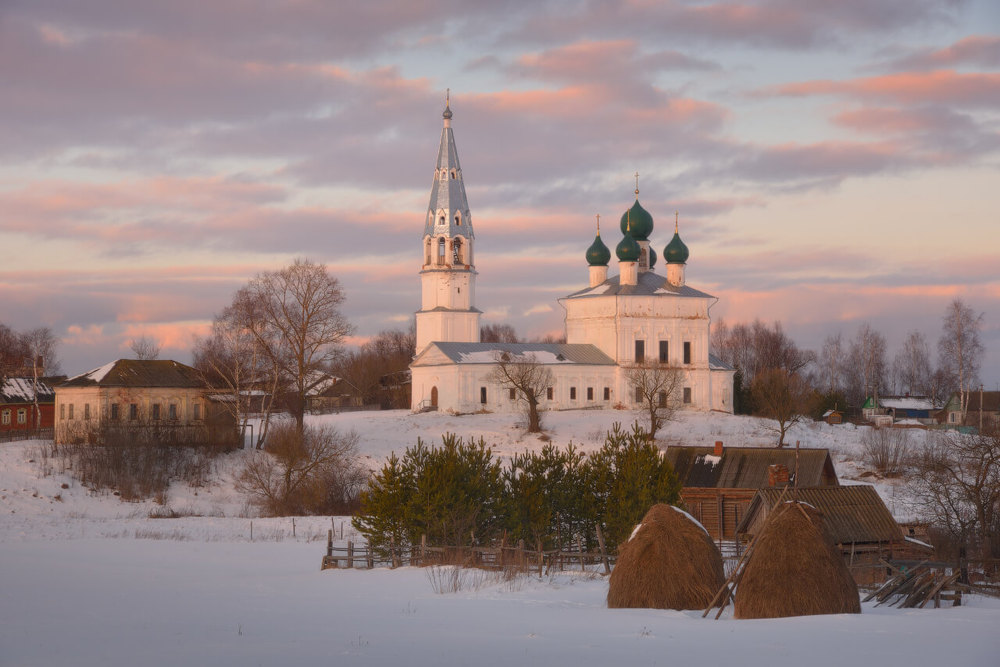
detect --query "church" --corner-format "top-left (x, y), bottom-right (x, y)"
top-left (410, 100), bottom-right (734, 415)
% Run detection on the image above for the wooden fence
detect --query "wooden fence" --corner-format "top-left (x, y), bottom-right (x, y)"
top-left (321, 532), bottom-right (616, 575)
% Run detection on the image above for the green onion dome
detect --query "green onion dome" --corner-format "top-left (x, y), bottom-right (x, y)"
top-left (586, 234), bottom-right (611, 266)
top-left (616, 229), bottom-right (641, 262)
top-left (664, 231), bottom-right (689, 264)
top-left (619, 200), bottom-right (654, 241)
top-left (648, 246), bottom-right (657, 269)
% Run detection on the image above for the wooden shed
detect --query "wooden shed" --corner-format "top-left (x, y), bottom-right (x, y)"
top-left (736, 485), bottom-right (933, 585)
top-left (664, 443), bottom-right (839, 541)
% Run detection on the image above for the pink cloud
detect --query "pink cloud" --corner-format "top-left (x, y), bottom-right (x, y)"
top-left (770, 70), bottom-right (1000, 107)
top-left (887, 35), bottom-right (1000, 70)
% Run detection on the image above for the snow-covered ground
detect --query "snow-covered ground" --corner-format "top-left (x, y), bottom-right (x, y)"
top-left (2, 409), bottom-right (996, 666)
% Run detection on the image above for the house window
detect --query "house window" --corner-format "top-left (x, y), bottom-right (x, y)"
top-left (547, 387), bottom-right (553, 400)
top-left (570, 387), bottom-right (577, 400)
top-left (68, 404), bottom-right (74, 420)
top-left (508, 388), bottom-right (516, 400)
top-left (635, 340), bottom-right (645, 363)
top-left (193, 403), bottom-right (201, 420)
top-left (84, 404), bottom-right (90, 420)
top-left (635, 386), bottom-right (643, 403)
top-left (60, 404), bottom-right (65, 420)
top-left (658, 391), bottom-right (667, 408)
top-left (683, 387), bottom-right (692, 404)
top-left (111, 404), bottom-right (120, 420)
top-left (684, 342), bottom-right (691, 364)
top-left (659, 341), bottom-right (668, 363)
top-left (603, 387), bottom-right (610, 401)
top-left (480, 387), bottom-right (487, 404)
top-left (587, 387), bottom-right (594, 401)
top-left (129, 403), bottom-right (138, 420)
top-left (168, 404), bottom-right (178, 420)
top-left (17, 408), bottom-right (27, 424)
top-left (152, 404), bottom-right (161, 420)
top-left (1, 409), bottom-right (9, 425)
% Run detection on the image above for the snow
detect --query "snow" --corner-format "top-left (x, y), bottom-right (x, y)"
top-left (2, 410), bottom-right (996, 665)
top-left (0, 377), bottom-right (52, 402)
top-left (880, 397), bottom-right (937, 411)
top-left (457, 350), bottom-right (573, 364)
top-left (66, 359), bottom-right (119, 384)
top-left (701, 453), bottom-right (722, 466)
top-left (670, 505), bottom-right (711, 536)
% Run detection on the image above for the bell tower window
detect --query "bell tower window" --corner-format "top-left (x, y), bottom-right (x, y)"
top-left (453, 237), bottom-right (463, 264)
top-left (437, 237), bottom-right (446, 265)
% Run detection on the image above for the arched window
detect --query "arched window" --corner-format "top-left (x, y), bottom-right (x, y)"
top-left (437, 237), bottom-right (446, 264)
top-left (455, 212), bottom-right (462, 226)
top-left (425, 238), bottom-right (432, 265)
top-left (453, 237), bottom-right (463, 264)
top-left (439, 215), bottom-right (445, 226)
top-left (450, 169), bottom-right (457, 179)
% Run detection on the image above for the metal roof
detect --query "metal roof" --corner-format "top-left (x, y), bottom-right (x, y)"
top-left (708, 354), bottom-right (733, 371)
top-left (736, 485), bottom-right (904, 544)
top-left (60, 359), bottom-right (205, 389)
top-left (418, 342), bottom-right (616, 366)
top-left (424, 105), bottom-right (473, 240)
top-left (1, 377), bottom-right (56, 404)
top-left (665, 445), bottom-right (838, 489)
top-left (563, 269), bottom-right (715, 299)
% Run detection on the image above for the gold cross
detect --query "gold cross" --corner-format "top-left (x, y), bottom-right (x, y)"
top-left (634, 171), bottom-right (639, 196)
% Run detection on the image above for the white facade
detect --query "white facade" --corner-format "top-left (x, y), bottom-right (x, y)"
top-left (410, 101), bottom-right (734, 415)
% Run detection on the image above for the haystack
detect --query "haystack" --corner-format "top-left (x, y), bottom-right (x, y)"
top-left (608, 504), bottom-right (725, 610)
top-left (733, 501), bottom-right (860, 619)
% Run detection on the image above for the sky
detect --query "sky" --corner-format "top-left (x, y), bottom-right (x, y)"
top-left (1, 0), bottom-right (999, 386)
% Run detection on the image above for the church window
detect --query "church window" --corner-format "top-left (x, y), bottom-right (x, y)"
top-left (451, 169), bottom-right (457, 179)
top-left (587, 387), bottom-right (593, 401)
top-left (111, 403), bottom-right (119, 420)
top-left (635, 387), bottom-right (642, 403)
top-left (453, 237), bottom-right (463, 263)
top-left (84, 404), bottom-right (90, 420)
top-left (129, 403), bottom-right (138, 420)
top-left (509, 388), bottom-right (516, 400)
top-left (683, 342), bottom-right (691, 364)
top-left (603, 387), bottom-right (610, 401)
top-left (683, 387), bottom-right (692, 404)
top-left (547, 387), bottom-right (553, 400)
top-left (480, 387), bottom-right (487, 404)
top-left (455, 213), bottom-right (462, 226)
top-left (659, 341), bottom-right (668, 363)
top-left (570, 387), bottom-right (577, 400)
top-left (635, 340), bottom-right (645, 363)
top-left (152, 404), bottom-right (161, 420)
top-left (68, 404), bottom-right (74, 420)
top-left (169, 403), bottom-right (178, 420)
top-left (425, 239), bottom-right (431, 264)
top-left (437, 238), bottom-right (446, 264)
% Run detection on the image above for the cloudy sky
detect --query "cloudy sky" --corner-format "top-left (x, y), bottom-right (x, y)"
top-left (2, 0), bottom-right (999, 384)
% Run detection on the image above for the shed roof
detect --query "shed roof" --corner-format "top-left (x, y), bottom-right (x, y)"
top-left (60, 359), bottom-right (204, 389)
top-left (665, 446), bottom-right (838, 489)
top-left (736, 485), bottom-right (904, 544)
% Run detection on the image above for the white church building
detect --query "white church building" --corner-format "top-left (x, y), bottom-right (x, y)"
top-left (410, 100), bottom-right (734, 415)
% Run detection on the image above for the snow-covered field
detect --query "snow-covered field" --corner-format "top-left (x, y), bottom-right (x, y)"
top-left (2, 409), bottom-right (998, 666)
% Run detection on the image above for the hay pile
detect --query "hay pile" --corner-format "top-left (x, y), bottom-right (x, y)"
top-left (734, 501), bottom-right (860, 619)
top-left (608, 504), bottom-right (725, 610)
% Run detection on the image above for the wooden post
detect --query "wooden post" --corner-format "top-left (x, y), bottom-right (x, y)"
top-left (596, 524), bottom-right (611, 574)
top-left (420, 534), bottom-right (427, 566)
top-left (390, 536), bottom-right (399, 569)
top-left (292, 517), bottom-right (296, 538)
top-left (327, 529), bottom-right (333, 559)
top-left (367, 542), bottom-right (374, 569)
top-left (537, 540), bottom-right (543, 577)
top-left (347, 540), bottom-right (354, 569)
top-left (517, 539), bottom-right (525, 571)
top-left (577, 535), bottom-right (585, 569)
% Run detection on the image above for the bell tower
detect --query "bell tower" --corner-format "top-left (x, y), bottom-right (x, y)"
top-left (415, 94), bottom-right (481, 353)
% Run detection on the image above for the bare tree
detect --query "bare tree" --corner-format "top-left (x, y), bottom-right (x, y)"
top-left (818, 332), bottom-right (845, 394)
top-left (861, 427), bottom-right (912, 477)
top-left (337, 327), bottom-right (415, 408)
top-left (193, 305), bottom-right (279, 449)
top-left (752, 368), bottom-right (810, 447)
top-left (845, 322), bottom-right (887, 408)
top-left (911, 428), bottom-right (1000, 560)
top-left (625, 362), bottom-right (683, 441)
top-left (487, 351), bottom-right (553, 433)
top-left (480, 323), bottom-right (519, 343)
top-left (893, 330), bottom-right (933, 397)
top-left (711, 318), bottom-right (812, 385)
top-left (129, 335), bottom-right (161, 360)
top-left (938, 298), bottom-right (984, 420)
top-left (238, 259), bottom-right (354, 434)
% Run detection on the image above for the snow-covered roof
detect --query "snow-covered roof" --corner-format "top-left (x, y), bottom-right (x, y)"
top-left (60, 359), bottom-right (204, 388)
top-left (415, 342), bottom-right (615, 366)
top-left (879, 396), bottom-right (937, 411)
top-left (563, 270), bottom-right (715, 300)
top-left (0, 377), bottom-right (56, 404)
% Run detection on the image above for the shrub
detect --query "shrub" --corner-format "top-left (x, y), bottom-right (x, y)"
top-left (861, 427), bottom-right (911, 476)
top-left (236, 422), bottom-right (365, 516)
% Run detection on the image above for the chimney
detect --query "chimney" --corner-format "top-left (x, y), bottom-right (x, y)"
top-left (768, 464), bottom-right (789, 487)
top-left (714, 441), bottom-right (723, 457)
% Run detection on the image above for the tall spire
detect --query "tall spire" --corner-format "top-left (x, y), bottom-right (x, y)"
top-left (424, 92), bottom-right (473, 240)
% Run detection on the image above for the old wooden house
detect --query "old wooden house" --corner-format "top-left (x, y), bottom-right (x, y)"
top-left (664, 443), bottom-right (839, 541)
top-left (736, 485), bottom-right (933, 585)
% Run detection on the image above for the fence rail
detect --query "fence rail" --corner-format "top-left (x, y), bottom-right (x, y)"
top-left (0, 428), bottom-right (53, 443)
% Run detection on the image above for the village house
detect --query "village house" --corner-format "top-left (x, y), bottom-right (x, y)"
top-left (664, 442), bottom-right (839, 541)
top-left (409, 99), bottom-right (734, 414)
top-left (941, 390), bottom-right (1000, 430)
top-left (54, 359), bottom-right (232, 446)
top-left (862, 395), bottom-right (939, 426)
top-left (1, 376), bottom-right (57, 435)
